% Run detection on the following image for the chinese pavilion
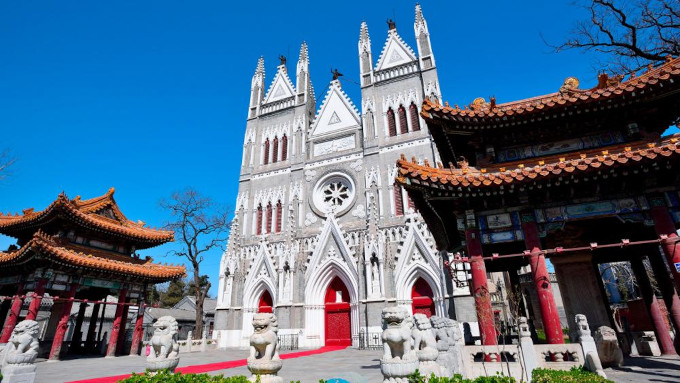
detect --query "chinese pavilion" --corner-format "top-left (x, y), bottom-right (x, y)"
top-left (396, 56), bottom-right (680, 354)
top-left (0, 188), bottom-right (185, 360)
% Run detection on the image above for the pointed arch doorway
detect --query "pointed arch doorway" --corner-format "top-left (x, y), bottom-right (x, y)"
top-left (324, 277), bottom-right (351, 346)
top-left (411, 277), bottom-right (435, 317)
top-left (258, 290), bottom-right (273, 313)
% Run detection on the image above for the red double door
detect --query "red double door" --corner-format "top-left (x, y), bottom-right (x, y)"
top-left (258, 290), bottom-right (273, 313)
top-left (411, 278), bottom-right (435, 317)
top-left (324, 277), bottom-right (352, 346)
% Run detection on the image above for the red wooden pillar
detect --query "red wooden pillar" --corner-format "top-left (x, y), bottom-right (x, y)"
top-left (647, 251), bottom-right (680, 353)
top-left (649, 197), bottom-right (680, 292)
top-left (0, 281), bottom-right (25, 343)
top-left (466, 227), bottom-right (497, 346)
top-left (116, 297), bottom-right (130, 355)
top-left (521, 215), bottom-right (564, 344)
top-left (106, 288), bottom-right (127, 357)
top-left (49, 283), bottom-right (79, 360)
top-left (25, 278), bottom-right (47, 321)
top-left (630, 257), bottom-right (676, 355)
top-left (129, 295), bottom-right (145, 355)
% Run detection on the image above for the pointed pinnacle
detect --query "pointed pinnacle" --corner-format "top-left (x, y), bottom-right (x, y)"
top-left (255, 56), bottom-right (265, 75)
top-left (415, 3), bottom-right (424, 24)
top-left (360, 21), bottom-right (370, 42)
top-left (298, 41), bottom-right (308, 62)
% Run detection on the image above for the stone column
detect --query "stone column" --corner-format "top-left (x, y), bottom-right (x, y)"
top-left (0, 281), bottom-right (24, 343)
top-left (130, 297), bottom-right (145, 355)
top-left (647, 250), bottom-right (680, 353)
top-left (49, 283), bottom-right (79, 360)
top-left (521, 215), bottom-right (564, 344)
top-left (649, 196), bottom-right (680, 291)
top-left (466, 227), bottom-right (497, 346)
top-left (106, 288), bottom-right (128, 357)
top-left (85, 303), bottom-right (101, 352)
top-left (630, 256), bottom-right (676, 355)
top-left (70, 301), bottom-right (87, 353)
top-left (116, 297), bottom-right (131, 355)
top-left (25, 278), bottom-right (47, 321)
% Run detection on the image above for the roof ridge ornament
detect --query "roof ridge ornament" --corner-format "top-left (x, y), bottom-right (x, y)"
top-left (387, 19), bottom-right (396, 31)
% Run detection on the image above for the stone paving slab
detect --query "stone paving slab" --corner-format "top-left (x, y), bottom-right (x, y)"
top-left (605, 355), bottom-right (680, 383)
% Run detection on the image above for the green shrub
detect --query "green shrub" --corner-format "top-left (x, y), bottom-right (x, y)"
top-left (532, 367), bottom-right (613, 383)
top-left (120, 371), bottom-right (249, 383)
top-left (406, 370), bottom-right (516, 383)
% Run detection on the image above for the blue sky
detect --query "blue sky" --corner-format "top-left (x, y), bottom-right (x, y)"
top-left (1, 1), bottom-right (676, 296)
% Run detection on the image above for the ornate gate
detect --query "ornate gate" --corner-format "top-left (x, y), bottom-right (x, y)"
top-left (324, 277), bottom-right (351, 346)
top-left (411, 277), bottom-right (435, 317)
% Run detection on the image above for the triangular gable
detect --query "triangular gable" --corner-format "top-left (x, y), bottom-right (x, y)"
top-left (374, 30), bottom-right (417, 71)
top-left (306, 215), bottom-right (357, 278)
top-left (310, 80), bottom-right (360, 137)
top-left (394, 219), bottom-right (440, 276)
top-left (263, 67), bottom-right (296, 104)
top-left (244, 242), bottom-right (277, 289)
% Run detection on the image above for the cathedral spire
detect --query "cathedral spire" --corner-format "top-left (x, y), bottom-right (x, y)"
top-left (248, 56), bottom-right (265, 118)
top-left (358, 22), bottom-right (373, 87)
top-left (296, 42), bottom-right (314, 106)
top-left (414, 3), bottom-right (436, 69)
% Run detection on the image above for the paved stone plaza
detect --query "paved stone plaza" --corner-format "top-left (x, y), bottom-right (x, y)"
top-left (32, 348), bottom-right (680, 383)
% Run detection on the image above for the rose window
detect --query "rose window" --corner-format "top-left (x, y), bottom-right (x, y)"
top-left (312, 173), bottom-right (356, 216)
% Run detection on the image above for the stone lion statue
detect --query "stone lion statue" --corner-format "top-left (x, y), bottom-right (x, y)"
top-left (247, 313), bottom-right (282, 383)
top-left (412, 313), bottom-right (442, 377)
top-left (595, 326), bottom-right (623, 367)
top-left (147, 316), bottom-right (180, 372)
top-left (3, 320), bottom-right (39, 366)
top-left (380, 307), bottom-right (418, 383)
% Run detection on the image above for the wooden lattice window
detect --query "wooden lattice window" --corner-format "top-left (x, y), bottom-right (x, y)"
top-left (281, 135), bottom-right (288, 161)
top-left (387, 109), bottom-right (397, 137)
top-left (394, 186), bottom-right (404, 216)
top-left (275, 201), bottom-right (283, 233)
top-left (263, 139), bottom-right (270, 165)
top-left (409, 103), bottom-right (420, 131)
top-left (398, 105), bottom-right (408, 134)
top-left (272, 137), bottom-right (279, 163)
top-left (256, 205), bottom-right (263, 235)
top-left (266, 203), bottom-right (273, 234)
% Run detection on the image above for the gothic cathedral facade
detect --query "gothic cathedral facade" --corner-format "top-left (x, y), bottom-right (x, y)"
top-left (215, 5), bottom-right (475, 348)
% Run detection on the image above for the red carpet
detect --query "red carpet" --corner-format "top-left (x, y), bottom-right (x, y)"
top-left (67, 346), bottom-right (347, 383)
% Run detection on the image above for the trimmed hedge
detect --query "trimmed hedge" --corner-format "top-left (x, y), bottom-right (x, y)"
top-left (407, 371), bottom-right (516, 383)
top-left (120, 371), bottom-right (248, 383)
top-left (532, 367), bottom-right (614, 383)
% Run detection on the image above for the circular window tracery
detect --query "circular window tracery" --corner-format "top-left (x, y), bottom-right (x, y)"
top-left (312, 173), bottom-right (355, 216)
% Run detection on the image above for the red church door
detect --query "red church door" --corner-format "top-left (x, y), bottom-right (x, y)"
top-left (411, 278), bottom-right (435, 317)
top-left (258, 290), bottom-right (273, 313)
top-left (324, 277), bottom-right (351, 346)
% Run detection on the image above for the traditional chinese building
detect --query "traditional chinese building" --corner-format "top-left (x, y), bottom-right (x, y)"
top-left (0, 188), bottom-right (185, 360)
top-left (397, 56), bottom-right (680, 353)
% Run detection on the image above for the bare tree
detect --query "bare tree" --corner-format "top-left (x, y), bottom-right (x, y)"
top-left (555, 0), bottom-right (679, 72)
top-left (0, 149), bottom-right (15, 181)
top-left (161, 189), bottom-right (230, 338)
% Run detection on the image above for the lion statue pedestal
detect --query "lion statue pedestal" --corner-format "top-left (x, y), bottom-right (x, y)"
top-left (380, 307), bottom-right (418, 383)
top-left (413, 313), bottom-right (443, 378)
top-left (1, 319), bottom-right (39, 383)
top-left (247, 313), bottom-right (282, 383)
top-left (146, 316), bottom-right (180, 373)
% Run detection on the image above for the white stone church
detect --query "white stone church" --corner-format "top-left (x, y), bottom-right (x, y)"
top-left (215, 5), bottom-right (477, 349)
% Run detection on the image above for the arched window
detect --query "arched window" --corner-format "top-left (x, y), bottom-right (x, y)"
top-left (394, 186), bottom-right (404, 216)
top-left (263, 139), bottom-right (270, 165)
top-left (387, 108), bottom-right (397, 137)
top-left (265, 203), bottom-right (273, 234)
top-left (256, 205), bottom-right (263, 235)
top-left (275, 201), bottom-right (283, 233)
top-left (272, 137), bottom-right (279, 163)
top-left (398, 105), bottom-right (408, 134)
top-left (281, 135), bottom-right (288, 161)
top-left (409, 103), bottom-right (420, 131)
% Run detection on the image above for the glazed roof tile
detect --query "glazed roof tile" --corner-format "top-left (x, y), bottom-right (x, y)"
top-left (396, 135), bottom-right (680, 190)
top-left (421, 56), bottom-right (680, 124)
top-left (0, 231), bottom-right (185, 281)
top-left (0, 188), bottom-right (174, 246)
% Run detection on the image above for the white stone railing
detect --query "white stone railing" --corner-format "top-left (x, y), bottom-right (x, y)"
top-left (462, 345), bottom-right (528, 382)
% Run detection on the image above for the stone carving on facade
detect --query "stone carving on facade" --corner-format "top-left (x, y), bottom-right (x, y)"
top-left (370, 258), bottom-right (381, 297)
top-left (147, 316), bottom-right (180, 373)
top-left (349, 159), bottom-right (363, 172)
top-left (351, 204), bottom-right (366, 219)
top-left (304, 212), bottom-right (318, 227)
top-left (1, 320), bottom-right (40, 383)
top-left (412, 313), bottom-right (443, 377)
top-left (247, 313), bottom-right (282, 383)
top-left (380, 307), bottom-right (418, 383)
top-left (594, 326), bottom-right (623, 367)
top-left (575, 314), bottom-right (606, 378)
